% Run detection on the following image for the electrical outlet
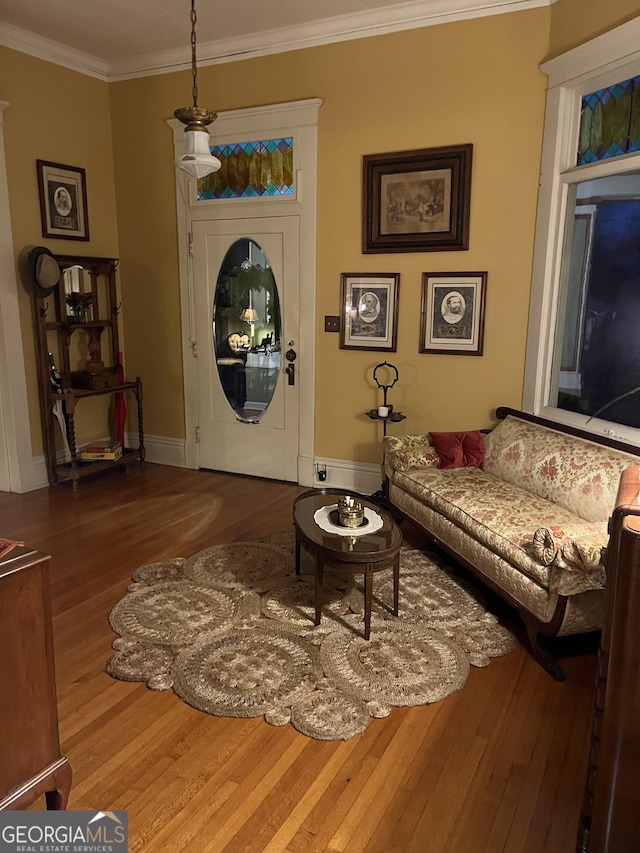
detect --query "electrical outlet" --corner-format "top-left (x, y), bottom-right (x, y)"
top-left (324, 315), bottom-right (340, 333)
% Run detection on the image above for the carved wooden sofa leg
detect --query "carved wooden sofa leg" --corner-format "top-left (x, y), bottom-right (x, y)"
top-left (372, 480), bottom-right (405, 526)
top-left (523, 618), bottom-right (566, 682)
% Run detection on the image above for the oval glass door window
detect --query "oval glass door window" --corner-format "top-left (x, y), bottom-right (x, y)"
top-left (213, 238), bottom-right (281, 423)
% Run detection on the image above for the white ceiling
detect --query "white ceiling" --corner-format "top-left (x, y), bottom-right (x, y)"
top-left (0, 0), bottom-right (550, 81)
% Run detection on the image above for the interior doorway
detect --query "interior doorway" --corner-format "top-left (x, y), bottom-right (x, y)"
top-left (0, 99), bottom-right (37, 493)
top-left (170, 98), bottom-right (321, 486)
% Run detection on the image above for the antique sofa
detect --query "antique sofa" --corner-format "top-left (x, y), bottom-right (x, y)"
top-left (383, 407), bottom-right (640, 679)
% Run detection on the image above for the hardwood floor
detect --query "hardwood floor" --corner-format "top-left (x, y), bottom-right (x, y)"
top-left (0, 463), bottom-right (598, 852)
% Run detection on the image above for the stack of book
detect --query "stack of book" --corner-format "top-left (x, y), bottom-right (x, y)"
top-left (80, 440), bottom-right (123, 462)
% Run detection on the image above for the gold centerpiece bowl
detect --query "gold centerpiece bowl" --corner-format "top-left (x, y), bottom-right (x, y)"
top-left (337, 495), bottom-right (365, 528)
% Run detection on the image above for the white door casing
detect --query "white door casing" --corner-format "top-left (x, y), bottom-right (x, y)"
top-left (169, 98), bottom-right (321, 486)
top-left (0, 99), bottom-right (42, 493)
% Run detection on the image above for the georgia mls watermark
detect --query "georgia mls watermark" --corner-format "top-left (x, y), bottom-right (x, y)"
top-left (0, 811), bottom-right (128, 853)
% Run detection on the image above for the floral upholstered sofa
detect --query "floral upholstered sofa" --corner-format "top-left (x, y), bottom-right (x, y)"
top-left (384, 407), bottom-right (640, 679)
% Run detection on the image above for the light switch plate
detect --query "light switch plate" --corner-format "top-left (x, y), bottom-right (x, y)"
top-left (324, 315), bottom-right (340, 332)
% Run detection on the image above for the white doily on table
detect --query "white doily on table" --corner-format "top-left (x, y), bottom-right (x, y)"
top-left (313, 504), bottom-right (384, 537)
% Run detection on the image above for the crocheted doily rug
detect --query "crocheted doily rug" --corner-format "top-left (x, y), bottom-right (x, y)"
top-left (107, 531), bottom-right (517, 741)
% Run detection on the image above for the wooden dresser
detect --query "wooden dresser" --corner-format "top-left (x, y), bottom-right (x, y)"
top-left (0, 546), bottom-right (71, 809)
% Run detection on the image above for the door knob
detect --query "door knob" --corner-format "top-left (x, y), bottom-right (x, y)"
top-left (285, 348), bottom-right (296, 385)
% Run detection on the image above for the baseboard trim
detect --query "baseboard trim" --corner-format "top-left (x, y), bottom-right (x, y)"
top-left (19, 440), bottom-right (381, 496)
top-left (311, 456), bottom-right (381, 495)
top-left (139, 440), bottom-right (380, 495)
top-left (21, 436), bottom-right (187, 493)
top-left (143, 440), bottom-right (381, 494)
top-left (16, 455), bottom-right (49, 492)
top-left (134, 433), bottom-right (187, 468)
top-left (130, 440), bottom-right (380, 493)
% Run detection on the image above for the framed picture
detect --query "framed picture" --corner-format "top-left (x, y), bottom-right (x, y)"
top-left (36, 160), bottom-right (90, 241)
top-left (363, 144), bottom-right (472, 253)
top-left (340, 273), bottom-right (400, 351)
top-left (420, 271), bottom-right (487, 355)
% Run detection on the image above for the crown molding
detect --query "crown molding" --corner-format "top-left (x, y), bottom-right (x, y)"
top-left (541, 15), bottom-right (640, 89)
top-left (0, 23), bottom-right (109, 81)
top-left (0, 0), bottom-right (553, 83)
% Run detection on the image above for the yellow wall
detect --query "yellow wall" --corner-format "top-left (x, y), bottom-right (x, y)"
top-left (549, 0), bottom-right (640, 56)
top-left (111, 8), bottom-right (550, 464)
top-left (0, 48), bottom-right (118, 454)
top-left (314, 15), bottom-right (548, 461)
top-left (6, 3), bottom-right (640, 470)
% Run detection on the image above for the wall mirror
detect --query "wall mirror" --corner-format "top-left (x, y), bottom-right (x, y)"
top-left (40, 255), bottom-right (120, 390)
top-left (213, 238), bottom-right (281, 422)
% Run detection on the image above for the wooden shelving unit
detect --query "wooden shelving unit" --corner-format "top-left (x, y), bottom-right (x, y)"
top-left (32, 254), bottom-right (145, 488)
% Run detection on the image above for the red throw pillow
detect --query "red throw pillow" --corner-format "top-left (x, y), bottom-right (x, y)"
top-left (429, 430), bottom-right (486, 469)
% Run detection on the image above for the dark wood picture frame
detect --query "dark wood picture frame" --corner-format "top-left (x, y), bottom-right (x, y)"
top-left (363, 144), bottom-right (472, 253)
top-left (36, 160), bottom-right (90, 241)
top-left (420, 271), bottom-right (487, 355)
top-left (339, 273), bottom-right (400, 352)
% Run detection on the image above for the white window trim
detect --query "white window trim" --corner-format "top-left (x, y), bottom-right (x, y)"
top-left (524, 16), bottom-right (640, 444)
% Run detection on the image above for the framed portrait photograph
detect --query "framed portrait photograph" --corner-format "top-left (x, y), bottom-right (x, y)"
top-left (363, 144), bottom-right (472, 253)
top-left (37, 160), bottom-right (90, 241)
top-left (340, 273), bottom-right (400, 352)
top-left (420, 271), bottom-right (487, 355)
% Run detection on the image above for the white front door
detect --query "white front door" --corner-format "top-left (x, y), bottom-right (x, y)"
top-left (192, 216), bottom-right (300, 481)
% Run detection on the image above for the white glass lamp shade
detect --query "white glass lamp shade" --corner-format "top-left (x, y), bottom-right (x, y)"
top-left (176, 128), bottom-right (222, 178)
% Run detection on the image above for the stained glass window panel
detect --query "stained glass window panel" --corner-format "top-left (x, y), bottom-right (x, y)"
top-left (630, 84), bottom-right (640, 152)
top-left (197, 138), bottom-right (294, 200)
top-left (578, 76), bottom-right (640, 164)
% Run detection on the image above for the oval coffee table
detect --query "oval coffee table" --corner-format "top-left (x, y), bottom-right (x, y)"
top-left (293, 488), bottom-right (403, 639)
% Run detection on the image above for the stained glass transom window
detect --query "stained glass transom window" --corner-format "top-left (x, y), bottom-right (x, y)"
top-left (197, 137), bottom-right (294, 200)
top-left (578, 76), bottom-right (640, 164)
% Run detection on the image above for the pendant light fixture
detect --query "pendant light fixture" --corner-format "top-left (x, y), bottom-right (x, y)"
top-left (174, 0), bottom-right (221, 178)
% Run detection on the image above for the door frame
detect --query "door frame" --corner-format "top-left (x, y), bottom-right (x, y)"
top-left (0, 100), bottom-right (41, 493)
top-left (169, 98), bottom-right (321, 486)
